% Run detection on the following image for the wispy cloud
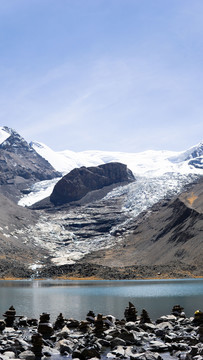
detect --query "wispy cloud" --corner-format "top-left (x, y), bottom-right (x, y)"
top-left (1, 52), bottom-right (202, 151)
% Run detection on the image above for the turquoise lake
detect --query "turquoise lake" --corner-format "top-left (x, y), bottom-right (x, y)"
top-left (0, 278), bottom-right (202, 321)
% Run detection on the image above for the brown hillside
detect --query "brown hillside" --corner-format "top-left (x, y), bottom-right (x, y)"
top-left (82, 179), bottom-right (203, 271)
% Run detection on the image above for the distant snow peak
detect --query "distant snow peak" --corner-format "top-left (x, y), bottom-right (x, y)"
top-left (31, 141), bottom-right (203, 177)
top-left (169, 141), bottom-right (203, 163)
top-left (0, 125), bottom-right (32, 152)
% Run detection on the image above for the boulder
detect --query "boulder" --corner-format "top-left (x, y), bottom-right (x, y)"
top-left (3, 351), bottom-right (16, 359)
top-left (50, 162), bottom-right (134, 205)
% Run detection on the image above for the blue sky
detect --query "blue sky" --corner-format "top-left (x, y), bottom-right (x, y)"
top-left (0, 0), bottom-right (202, 152)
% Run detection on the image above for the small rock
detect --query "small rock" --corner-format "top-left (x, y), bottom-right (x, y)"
top-left (66, 319), bottom-right (80, 328)
top-left (156, 322), bottom-right (173, 330)
top-left (147, 340), bottom-right (169, 352)
top-left (56, 325), bottom-right (70, 339)
top-left (80, 347), bottom-right (101, 359)
top-left (156, 315), bottom-right (176, 323)
top-left (125, 322), bottom-right (139, 331)
top-left (111, 345), bottom-right (125, 357)
top-left (97, 338), bottom-right (111, 347)
top-left (111, 337), bottom-right (126, 348)
top-left (18, 350), bottom-right (36, 360)
top-left (58, 339), bottom-right (74, 354)
top-left (3, 351), bottom-right (16, 359)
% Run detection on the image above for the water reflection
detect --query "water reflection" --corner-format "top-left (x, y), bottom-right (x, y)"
top-left (0, 279), bottom-right (202, 321)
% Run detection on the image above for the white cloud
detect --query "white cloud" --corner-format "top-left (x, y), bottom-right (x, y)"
top-left (1, 52), bottom-right (203, 151)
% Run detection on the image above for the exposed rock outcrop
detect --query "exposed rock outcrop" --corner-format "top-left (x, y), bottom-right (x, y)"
top-left (50, 162), bottom-right (135, 206)
top-left (0, 127), bottom-right (60, 202)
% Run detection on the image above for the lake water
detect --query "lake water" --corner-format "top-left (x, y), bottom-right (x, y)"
top-left (0, 278), bottom-right (202, 322)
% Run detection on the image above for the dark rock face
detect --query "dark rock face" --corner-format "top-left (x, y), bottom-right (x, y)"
top-left (0, 127), bottom-right (60, 201)
top-left (50, 162), bottom-right (135, 206)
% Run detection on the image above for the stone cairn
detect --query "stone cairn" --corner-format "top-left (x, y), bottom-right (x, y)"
top-left (3, 306), bottom-right (16, 327)
top-left (171, 304), bottom-right (185, 317)
top-left (31, 332), bottom-right (43, 358)
top-left (124, 302), bottom-right (137, 322)
top-left (86, 310), bottom-right (95, 323)
top-left (38, 313), bottom-right (53, 338)
top-left (140, 308), bottom-right (151, 324)
top-left (53, 313), bottom-right (65, 330)
top-left (94, 314), bottom-right (105, 335)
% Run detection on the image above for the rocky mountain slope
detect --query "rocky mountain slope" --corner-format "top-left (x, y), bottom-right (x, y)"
top-left (0, 126), bottom-right (202, 278)
top-left (20, 173), bottom-right (202, 278)
top-left (0, 127), bottom-right (60, 202)
top-left (81, 178), bottom-right (203, 271)
top-left (0, 192), bottom-right (49, 278)
top-left (35, 177), bottom-right (203, 280)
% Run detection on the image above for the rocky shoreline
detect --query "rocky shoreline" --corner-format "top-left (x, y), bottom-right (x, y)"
top-left (0, 304), bottom-right (202, 360)
top-left (0, 261), bottom-right (202, 281)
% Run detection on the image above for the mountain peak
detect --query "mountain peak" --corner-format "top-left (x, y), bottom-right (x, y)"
top-left (169, 141), bottom-right (203, 169)
top-left (0, 126), bottom-right (33, 153)
top-left (0, 126), bottom-right (61, 202)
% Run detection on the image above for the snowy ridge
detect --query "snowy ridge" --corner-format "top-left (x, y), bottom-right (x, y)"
top-left (169, 142), bottom-right (203, 163)
top-left (17, 140), bottom-right (202, 207)
top-left (31, 141), bottom-right (203, 176)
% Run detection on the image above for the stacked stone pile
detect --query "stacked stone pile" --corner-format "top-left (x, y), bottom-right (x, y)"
top-left (0, 305), bottom-right (201, 360)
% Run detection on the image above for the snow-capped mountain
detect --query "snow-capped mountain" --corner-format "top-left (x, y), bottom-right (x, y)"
top-left (31, 141), bottom-right (203, 176)
top-left (17, 140), bottom-right (202, 207)
top-left (0, 126), bottom-right (202, 277)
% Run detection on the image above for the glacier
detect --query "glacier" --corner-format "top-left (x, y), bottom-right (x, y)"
top-left (18, 140), bottom-right (203, 207)
top-left (18, 172), bottom-right (199, 266)
top-left (15, 140), bottom-right (203, 266)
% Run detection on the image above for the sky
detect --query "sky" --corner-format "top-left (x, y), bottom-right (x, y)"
top-left (0, 0), bottom-right (202, 153)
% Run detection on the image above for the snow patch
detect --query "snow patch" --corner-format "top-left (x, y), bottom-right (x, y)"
top-left (18, 178), bottom-right (60, 207)
top-left (29, 263), bottom-right (43, 270)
